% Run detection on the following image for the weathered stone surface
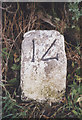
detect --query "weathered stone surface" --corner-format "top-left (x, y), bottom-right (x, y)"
top-left (21, 30), bottom-right (67, 103)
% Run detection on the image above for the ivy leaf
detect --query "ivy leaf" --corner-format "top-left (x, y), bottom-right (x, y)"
top-left (8, 78), bottom-right (17, 85)
top-left (11, 64), bottom-right (20, 71)
top-left (72, 110), bottom-right (78, 116)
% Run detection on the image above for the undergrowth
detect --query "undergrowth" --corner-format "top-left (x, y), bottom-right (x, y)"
top-left (1, 2), bottom-right (82, 119)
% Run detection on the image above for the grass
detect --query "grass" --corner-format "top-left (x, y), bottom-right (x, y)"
top-left (1, 2), bottom-right (81, 119)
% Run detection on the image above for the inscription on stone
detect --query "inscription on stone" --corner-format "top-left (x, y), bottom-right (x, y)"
top-left (21, 30), bottom-right (67, 103)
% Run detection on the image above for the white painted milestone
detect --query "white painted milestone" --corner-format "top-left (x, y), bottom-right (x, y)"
top-left (21, 30), bottom-right (67, 103)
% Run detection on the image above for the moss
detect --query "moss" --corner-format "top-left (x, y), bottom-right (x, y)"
top-left (42, 85), bottom-right (57, 98)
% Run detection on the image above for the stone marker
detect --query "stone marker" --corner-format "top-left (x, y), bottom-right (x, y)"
top-left (21, 30), bottom-right (67, 103)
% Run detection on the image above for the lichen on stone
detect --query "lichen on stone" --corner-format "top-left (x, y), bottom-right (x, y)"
top-left (21, 30), bottom-right (67, 103)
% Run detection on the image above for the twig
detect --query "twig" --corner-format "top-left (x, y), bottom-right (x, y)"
top-left (65, 40), bottom-right (79, 50)
top-left (63, 111), bottom-right (72, 117)
top-left (37, 11), bottom-right (56, 28)
top-left (2, 84), bottom-right (16, 102)
top-left (0, 6), bottom-right (16, 14)
top-left (29, 106), bottom-right (37, 118)
top-left (6, 24), bottom-right (28, 71)
top-left (51, 106), bottom-right (63, 118)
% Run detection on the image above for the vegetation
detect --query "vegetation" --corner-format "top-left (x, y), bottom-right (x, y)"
top-left (1, 2), bottom-right (82, 119)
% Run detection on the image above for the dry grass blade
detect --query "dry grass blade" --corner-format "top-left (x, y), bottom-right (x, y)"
top-left (37, 11), bottom-right (56, 28)
top-left (2, 2), bottom-right (81, 119)
top-left (0, 6), bottom-right (16, 14)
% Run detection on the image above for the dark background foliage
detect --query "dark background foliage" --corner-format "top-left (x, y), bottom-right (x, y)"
top-left (1, 2), bottom-right (82, 119)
